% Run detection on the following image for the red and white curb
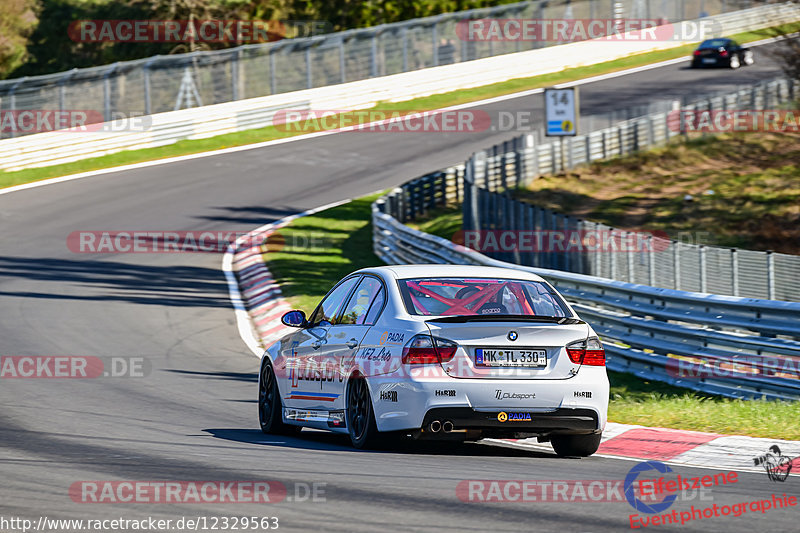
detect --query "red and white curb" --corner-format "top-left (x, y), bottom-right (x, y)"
top-left (222, 199), bottom-right (351, 357)
top-left (487, 423), bottom-right (800, 473)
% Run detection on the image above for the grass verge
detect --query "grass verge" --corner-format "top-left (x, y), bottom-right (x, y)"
top-left (409, 131), bottom-right (800, 254)
top-left (3, 23), bottom-right (795, 190)
top-left (262, 195), bottom-right (799, 439)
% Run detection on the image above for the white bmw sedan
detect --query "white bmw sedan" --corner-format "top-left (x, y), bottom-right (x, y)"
top-left (258, 264), bottom-right (609, 457)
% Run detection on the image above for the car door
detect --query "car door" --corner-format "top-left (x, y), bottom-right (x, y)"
top-left (320, 276), bottom-right (387, 409)
top-left (283, 276), bottom-right (360, 409)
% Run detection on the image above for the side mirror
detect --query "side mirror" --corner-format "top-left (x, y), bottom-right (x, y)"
top-left (281, 310), bottom-right (307, 328)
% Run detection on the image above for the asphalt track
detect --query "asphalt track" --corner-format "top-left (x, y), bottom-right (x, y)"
top-left (1, 44), bottom-right (798, 532)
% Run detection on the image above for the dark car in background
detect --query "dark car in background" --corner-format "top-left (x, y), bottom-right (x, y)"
top-left (691, 38), bottom-right (754, 69)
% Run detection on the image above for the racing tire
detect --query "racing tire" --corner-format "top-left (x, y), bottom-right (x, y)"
top-left (346, 374), bottom-right (384, 449)
top-left (729, 55), bottom-right (740, 69)
top-left (551, 433), bottom-right (602, 457)
top-left (258, 358), bottom-right (301, 436)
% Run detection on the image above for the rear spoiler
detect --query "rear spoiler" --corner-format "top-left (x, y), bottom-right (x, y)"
top-left (425, 314), bottom-right (584, 325)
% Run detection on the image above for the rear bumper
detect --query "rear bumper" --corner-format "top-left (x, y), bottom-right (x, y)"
top-left (367, 366), bottom-right (608, 435)
top-left (421, 407), bottom-right (600, 438)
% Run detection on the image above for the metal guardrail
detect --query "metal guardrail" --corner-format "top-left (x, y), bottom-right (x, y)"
top-left (371, 76), bottom-right (800, 400)
top-left (372, 194), bottom-right (800, 400)
top-left (0, 0), bottom-right (768, 136)
top-left (381, 77), bottom-right (800, 302)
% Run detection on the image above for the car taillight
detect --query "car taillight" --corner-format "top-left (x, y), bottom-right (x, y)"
top-left (566, 337), bottom-right (606, 366)
top-left (719, 48), bottom-right (728, 57)
top-left (402, 335), bottom-right (457, 365)
top-left (693, 50), bottom-right (701, 56)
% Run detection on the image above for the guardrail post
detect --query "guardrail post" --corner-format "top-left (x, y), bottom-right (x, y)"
top-left (767, 250), bottom-right (776, 300)
top-left (627, 231), bottom-right (635, 283)
top-left (673, 241), bottom-right (681, 290)
top-left (401, 27), bottom-right (408, 72)
top-left (594, 222), bottom-right (602, 277)
top-left (564, 216), bottom-right (572, 272)
top-left (609, 229), bottom-right (618, 280)
top-left (306, 47), bottom-right (313, 88)
top-left (731, 248), bottom-right (739, 297)
top-left (269, 50), bottom-right (277, 94)
top-left (395, 187), bottom-right (406, 223)
top-left (648, 235), bottom-right (655, 286)
top-left (103, 63), bottom-right (120, 122)
top-left (699, 245), bottom-right (707, 293)
top-left (371, 34), bottom-right (379, 77)
top-left (232, 49), bottom-right (241, 100)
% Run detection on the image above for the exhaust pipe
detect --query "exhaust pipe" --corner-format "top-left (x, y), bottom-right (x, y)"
top-left (442, 420), bottom-right (454, 433)
top-left (429, 420), bottom-right (442, 433)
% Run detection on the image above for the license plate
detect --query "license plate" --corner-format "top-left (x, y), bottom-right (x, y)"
top-left (702, 58), bottom-right (716, 64)
top-left (475, 348), bottom-right (547, 367)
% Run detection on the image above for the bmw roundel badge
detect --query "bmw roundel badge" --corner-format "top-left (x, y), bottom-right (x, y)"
top-left (507, 331), bottom-right (518, 341)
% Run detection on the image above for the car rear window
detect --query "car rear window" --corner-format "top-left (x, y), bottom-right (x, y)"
top-left (699, 39), bottom-right (729, 48)
top-left (397, 277), bottom-right (569, 317)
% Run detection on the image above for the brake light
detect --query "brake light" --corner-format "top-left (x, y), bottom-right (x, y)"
top-left (402, 335), bottom-right (457, 364)
top-left (566, 337), bottom-right (606, 366)
top-left (693, 50), bottom-right (701, 56)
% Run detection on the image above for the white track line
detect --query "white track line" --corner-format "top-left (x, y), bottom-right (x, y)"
top-left (222, 199), bottom-right (351, 357)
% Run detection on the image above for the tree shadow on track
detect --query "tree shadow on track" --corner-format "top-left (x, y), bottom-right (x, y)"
top-left (197, 205), bottom-right (303, 225)
top-left (204, 428), bottom-right (556, 459)
top-left (167, 369), bottom-right (257, 382)
top-left (0, 256), bottom-right (232, 308)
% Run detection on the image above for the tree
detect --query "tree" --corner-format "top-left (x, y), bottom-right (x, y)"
top-left (0, 0), bottom-right (38, 79)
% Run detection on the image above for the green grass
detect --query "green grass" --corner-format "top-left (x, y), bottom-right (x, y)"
top-left (608, 371), bottom-right (800, 439)
top-left (262, 194), bottom-right (800, 439)
top-left (263, 194), bottom-right (384, 313)
top-left (3, 23), bottom-right (794, 190)
top-left (516, 132), bottom-right (800, 254)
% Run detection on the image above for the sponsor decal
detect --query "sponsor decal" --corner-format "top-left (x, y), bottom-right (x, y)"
top-left (497, 411), bottom-right (532, 422)
top-left (435, 389), bottom-right (456, 397)
top-left (495, 390), bottom-right (535, 400)
top-left (379, 390), bottom-right (398, 402)
top-left (356, 346), bottom-right (392, 362)
top-left (574, 391), bottom-right (592, 398)
top-left (379, 332), bottom-right (405, 345)
top-left (284, 391), bottom-right (339, 402)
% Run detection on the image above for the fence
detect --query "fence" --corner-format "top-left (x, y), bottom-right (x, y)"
top-left (0, 0), bottom-right (777, 138)
top-left (380, 77), bottom-right (800, 302)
